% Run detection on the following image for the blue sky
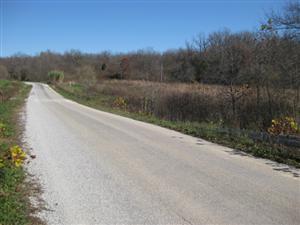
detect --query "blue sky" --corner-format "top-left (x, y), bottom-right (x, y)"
top-left (1, 0), bottom-right (284, 57)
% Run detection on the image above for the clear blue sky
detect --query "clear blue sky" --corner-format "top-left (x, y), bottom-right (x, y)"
top-left (1, 0), bottom-right (284, 57)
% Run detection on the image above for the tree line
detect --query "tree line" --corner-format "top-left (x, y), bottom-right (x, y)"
top-left (0, 1), bottom-right (299, 90)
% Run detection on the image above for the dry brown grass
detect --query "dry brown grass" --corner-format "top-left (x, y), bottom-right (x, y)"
top-left (67, 79), bottom-right (298, 130)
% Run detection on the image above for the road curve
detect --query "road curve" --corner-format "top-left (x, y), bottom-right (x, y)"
top-left (24, 83), bottom-right (300, 225)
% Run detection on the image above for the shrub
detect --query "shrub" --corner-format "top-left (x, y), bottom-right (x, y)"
top-left (113, 96), bottom-right (127, 110)
top-left (48, 70), bottom-right (64, 83)
top-left (268, 117), bottom-right (299, 136)
top-left (10, 145), bottom-right (26, 168)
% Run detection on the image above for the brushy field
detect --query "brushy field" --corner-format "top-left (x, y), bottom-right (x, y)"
top-left (0, 80), bottom-right (33, 225)
top-left (63, 80), bottom-right (299, 130)
top-left (54, 80), bottom-right (300, 167)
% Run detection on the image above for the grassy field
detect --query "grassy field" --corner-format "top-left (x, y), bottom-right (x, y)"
top-left (0, 80), bottom-right (33, 225)
top-left (53, 81), bottom-right (300, 168)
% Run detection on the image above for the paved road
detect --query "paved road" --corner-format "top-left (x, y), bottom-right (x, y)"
top-left (25, 83), bottom-right (300, 225)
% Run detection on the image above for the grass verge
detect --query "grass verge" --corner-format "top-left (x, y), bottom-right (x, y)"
top-left (53, 83), bottom-right (300, 168)
top-left (0, 80), bottom-right (32, 225)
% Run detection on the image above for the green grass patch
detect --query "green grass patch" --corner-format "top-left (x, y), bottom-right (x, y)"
top-left (0, 80), bottom-right (32, 225)
top-left (53, 83), bottom-right (300, 168)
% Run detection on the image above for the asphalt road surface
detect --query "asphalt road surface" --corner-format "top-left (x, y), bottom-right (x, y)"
top-left (24, 83), bottom-right (300, 225)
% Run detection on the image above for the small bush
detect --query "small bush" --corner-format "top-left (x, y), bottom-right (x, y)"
top-left (10, 145), bottom-right (27, 168)
top-left (113, 96), bottom-right (127, 110)
top-left (48, 70), bottom-right (64, 83)
top-left (268, 117), bottom-right (299, 136)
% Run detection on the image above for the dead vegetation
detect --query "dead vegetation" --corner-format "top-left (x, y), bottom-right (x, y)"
top-left (77, 80), bottom-right (297, 131)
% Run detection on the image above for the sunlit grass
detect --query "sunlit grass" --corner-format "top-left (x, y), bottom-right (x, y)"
top-left (0, 80), bottom-right (32, 225)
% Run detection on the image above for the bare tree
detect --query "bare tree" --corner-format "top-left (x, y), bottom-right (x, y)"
top-left (262, 0), bottom-right (300, 40)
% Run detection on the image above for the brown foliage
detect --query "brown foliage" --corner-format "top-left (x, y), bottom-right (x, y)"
top-left (84, 80), bottom-right (297, 130)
